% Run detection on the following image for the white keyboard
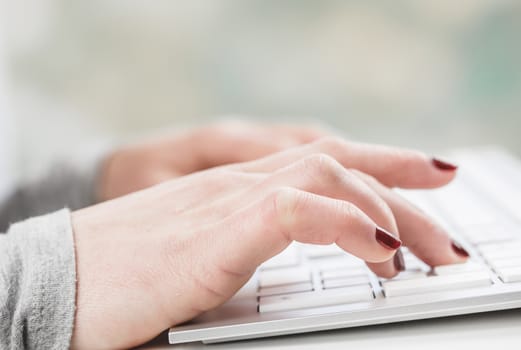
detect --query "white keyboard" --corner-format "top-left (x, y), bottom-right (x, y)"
top-left (169, 147), bottom-right (521, 345)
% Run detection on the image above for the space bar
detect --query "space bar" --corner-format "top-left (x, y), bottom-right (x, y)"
top-left (259, 285), bottom-right (374, 313)
top-left (382, 271), bottom-right (491, 297)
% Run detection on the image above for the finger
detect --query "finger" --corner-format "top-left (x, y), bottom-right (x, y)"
top-left (192, 121), bottom-right (329, 167)
top-left (248, 154), bottom-right (401, 277)
top-left (352, 170), bottom-right (469, 267)
top-left (206, 187), bottom-right (402, 292)
top-left (232, 136), bottom-right (458, 189)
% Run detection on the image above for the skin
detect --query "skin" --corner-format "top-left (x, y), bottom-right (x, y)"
top-left (70, 121), bottom-right (466, 349)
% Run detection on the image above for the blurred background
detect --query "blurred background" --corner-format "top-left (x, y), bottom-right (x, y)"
top-left (1, 0), bottom-right (520, 181)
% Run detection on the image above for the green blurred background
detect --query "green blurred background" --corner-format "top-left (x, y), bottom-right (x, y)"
top-left (2, 0), bottom-right (520, 177)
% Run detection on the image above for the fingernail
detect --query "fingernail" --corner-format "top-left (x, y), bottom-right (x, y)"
top-left (375, 226), bottom-right (402, 250)
top-left (451, 241), bottom-right (470, 258)
top-left (432, 157), bottom-right (458, 171)
top-left (393, 249), bottom-right (406, 271)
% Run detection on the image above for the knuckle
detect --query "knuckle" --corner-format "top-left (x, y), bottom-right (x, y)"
top-left (350, 169), bottom-right (378, 184)
top-left (369, 195), bottom-right (396, 229)
top-left (303, 152), bottom-right (337, 168)
top-left (370, 199), bottom-right (395, 227)
top-left (267, 187), bottom-right (306, 241)
top-left (337, 200), bottom-right (359, 224)
top-left (345, 169), bottom-right (397, 230)
top-left (300, 153), bottom-right (346, 184)
top-left (380, 204), bottom-right (396, 230)
top-left (272, 187), bottom-right (300, 220)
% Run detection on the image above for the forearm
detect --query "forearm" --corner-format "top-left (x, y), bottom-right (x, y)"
top-left (0, 159), bottom-right (103, 233)
top-left (0, 210), bottom-right (76, 349)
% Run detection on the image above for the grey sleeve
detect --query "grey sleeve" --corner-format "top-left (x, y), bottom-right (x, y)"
top-left (0, 209), bottom-right (76, 350)
top-left (0, 159), bottom-right (103, 233)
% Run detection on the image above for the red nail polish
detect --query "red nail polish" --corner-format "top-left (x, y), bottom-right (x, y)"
top-left (432, 157), bottom-right (458, 171)
top-left (375, 227), bottom-right (402, 250)
top-left (393, 249), bottom-right (406, 271)
top-left (451, 241), bottom-right (470, 258)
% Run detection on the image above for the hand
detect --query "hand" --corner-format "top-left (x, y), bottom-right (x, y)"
top-left (97, 120), bottom-right (327, 200)
top-left (71, 137), bottom-right (465, 349)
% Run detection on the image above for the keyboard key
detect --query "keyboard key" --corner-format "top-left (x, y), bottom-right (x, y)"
top-left (321, 267), bottom-right (368, 280)
top-left (496, 267), bottom-right (521, 283)
top-left (432, 186), bottom-right (496, 227)
top-left (434, 261), bottom-right (483, 275)
top-left (258, 282), bottom-right (313, 297)
top-left (458, 151), bottom-right (521, 223)
top-left (258, 285), bottom-right (374, 313)
top-left (315, 258), bottom-right (365, 271)
top-left (382, 271), bottom-right (491, 297)
top-left (322, 276), bottom-right (370, 289)
top-left (464, 225), bottom-right (515, 244)
top-left (303, 244), bottom-right (344, 259)
top-left (403, 255), bottom-right (430, 271)
top-left (489, 257), bottom-right (521, 270)
top-left (258, 267), bottom-right (311, 288)
top-left (433, 183), bottom-right (498, 227)
top-left (479, 241), bottom-right (521, 260)
top-left (261, 247), bottom-right (299, 270)
top-left (388, 269), bottom-right (428, 281)
top-left (481, 249), bottom-right (520, 260)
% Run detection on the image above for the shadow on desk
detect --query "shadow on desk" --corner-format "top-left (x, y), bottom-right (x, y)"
top-left (137, 308), bottom-right (521, 349)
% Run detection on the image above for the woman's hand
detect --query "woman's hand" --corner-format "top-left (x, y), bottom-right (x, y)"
top-left (71, 137), bottom-right (464, 349)
top-left (97, 120), bottom-right (327, 200)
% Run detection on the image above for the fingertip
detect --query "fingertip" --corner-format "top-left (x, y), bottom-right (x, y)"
top-left (366, 249), bottom-right (405, 279)
top-left (410, 156), bottom-right (458, 189)
top-left (376, 150), bottom-right (458, 189)
top-left (409, 238), bottom-right (470, 268)
top-left (366, 260), bottom-right (400, 279)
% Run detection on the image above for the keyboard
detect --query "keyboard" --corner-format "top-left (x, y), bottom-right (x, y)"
top-left (169, 147), bottom-right (521, 345)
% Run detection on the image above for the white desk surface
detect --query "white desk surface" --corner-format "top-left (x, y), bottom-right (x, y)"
top-left (140, 308), bottom-right (521, 349)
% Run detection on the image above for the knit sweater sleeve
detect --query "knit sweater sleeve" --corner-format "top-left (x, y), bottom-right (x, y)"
top-left (0, 153), bottom-right (106, 349)
top-left (0, 209), bottom-right (77, 350)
